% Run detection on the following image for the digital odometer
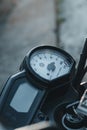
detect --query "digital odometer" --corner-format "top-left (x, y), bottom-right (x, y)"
top-left (0, 71), bottom-right (45, 128)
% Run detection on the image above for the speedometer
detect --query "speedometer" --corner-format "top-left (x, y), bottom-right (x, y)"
top-left (30, 49), bottom-right (70, 81)
top-left (20, 46), bottom-right (75, 87)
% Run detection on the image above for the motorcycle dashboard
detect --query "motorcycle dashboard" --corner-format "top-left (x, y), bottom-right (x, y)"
top-left (0, 46), bottom-right (76, 129)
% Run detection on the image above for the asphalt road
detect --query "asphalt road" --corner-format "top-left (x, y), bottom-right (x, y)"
top-left (0, 0), bottom-right (57, 93)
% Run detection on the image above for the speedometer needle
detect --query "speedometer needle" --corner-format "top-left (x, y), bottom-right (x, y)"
top-left (57, 67), bottom-right (62, 76)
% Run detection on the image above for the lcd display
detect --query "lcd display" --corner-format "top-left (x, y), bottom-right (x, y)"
top-left (10, 82), bottom-right (38, 113)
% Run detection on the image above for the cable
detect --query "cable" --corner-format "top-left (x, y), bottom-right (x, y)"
top-left (73, 38), bottom-right (87, 90)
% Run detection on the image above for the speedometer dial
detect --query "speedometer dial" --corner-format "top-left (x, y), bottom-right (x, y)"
top-left (21, 46), bottom-right (75, 87)
top-left (30, 49), bottom-right (70, 81)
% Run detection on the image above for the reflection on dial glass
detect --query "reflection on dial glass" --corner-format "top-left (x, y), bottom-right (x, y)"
top-left (30, 49), bottom-right (71, 81)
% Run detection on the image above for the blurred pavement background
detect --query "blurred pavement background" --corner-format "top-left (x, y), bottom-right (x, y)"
top-left (0, 0), bottom-right (57, 93)
top-left (57, 0), bottom-right (87, 62)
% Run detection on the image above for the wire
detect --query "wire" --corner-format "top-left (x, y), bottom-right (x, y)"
top-left (73, 38), bottom-right (87, 90)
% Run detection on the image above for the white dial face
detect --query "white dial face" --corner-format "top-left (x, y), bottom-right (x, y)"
top-left (30, 49), bottom-right (71, 81)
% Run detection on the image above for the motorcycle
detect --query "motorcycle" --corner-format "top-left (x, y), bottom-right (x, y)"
top-left (0, 39), bottom-right (87, 130)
